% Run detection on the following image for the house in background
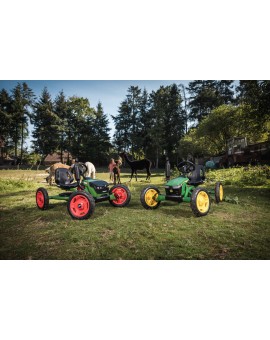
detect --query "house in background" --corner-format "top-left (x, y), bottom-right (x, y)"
top-left (44, 151), bottom-right (73, 167)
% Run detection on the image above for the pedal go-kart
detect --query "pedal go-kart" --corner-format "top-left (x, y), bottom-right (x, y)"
top-left (36, 162), bottom-right (131, 220)
top-left (140, 161), bottom-right (223, 217)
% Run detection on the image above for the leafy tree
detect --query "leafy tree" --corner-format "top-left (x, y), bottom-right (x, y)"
top-left (179, 104), bottom-right (267, 157)
top-left (67, 96), bottom-right (95, 160)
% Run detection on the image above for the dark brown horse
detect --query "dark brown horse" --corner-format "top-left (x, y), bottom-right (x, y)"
top-left (120, 152), bottom-right (151, 181)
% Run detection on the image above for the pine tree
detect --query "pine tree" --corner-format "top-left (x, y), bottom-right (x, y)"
top-left (91, 102), bottom-right (111, 165)
top-left (138, 89), bottom-right (152, 156)
top-left (0, 89), bottom-right (12, 156)
top-left (215, 80), bottom-right (235, 105)
top-left (10, 82), bottom-right (35, 160)
top-left (54, 91), bottom-right (69, 163)
top-left (32, 87), bottom-right (59, 161)
top-left (187, 80), bottom-right (217, 123)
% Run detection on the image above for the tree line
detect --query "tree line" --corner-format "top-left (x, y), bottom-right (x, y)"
top-left (0, 84), bottom-right (111, 165)
top-left (113, 81), bottom-right (270, 166)
top-left (0, 81), bottom-right (269, 167)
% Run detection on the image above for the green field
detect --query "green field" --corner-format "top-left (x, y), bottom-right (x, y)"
top-left (0, 167), bottom-right (270, 259)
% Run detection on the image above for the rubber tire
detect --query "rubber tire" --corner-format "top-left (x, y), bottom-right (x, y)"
top-left (215, 182), bottom-right (224, 204)
top-left (67, 191), bottom-right (95, 220)
top-left (190, 188), bottom-right (211, 217)
top-left (140, 186), bottom-right (161, 210)
top-left (109, 184), bottom-right (131, 207)
top-left (36, 187), bottom-right (49, 210)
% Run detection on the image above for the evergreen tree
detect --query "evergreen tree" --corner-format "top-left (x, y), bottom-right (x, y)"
top-left (163, 84), bottom-right (185, 160)
top-left (10, 82), bottom-right (35, 160)
top-left (138, 89), bottom-right (152, 156)
top-left (112, 99), bottom-right (132, 152)
top-left (215, 80), bottom-right (235, 105)
top-left (112, 86), bottom-right (143, 156)
top-left (32, 88), bottom-right (59, 161)
top-left (54, 90), bottom-right (69, 162)
top-left (85, 102), bottom-right (111, 165)
top-left (186, 80), bottom-right (217, 122)
top-left (0, 89), bottom-right (12, 155)
top-left (148, 84), bottom-right (185, 166)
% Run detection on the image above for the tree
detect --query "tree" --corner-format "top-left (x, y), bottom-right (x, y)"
top-left (112, 86), bottom-right (143, 156)
top-left (186, 80), bottom-right (217, 123)
top-left (138, 89), bottom-right (152, 156)
top-left (148, 84), bottom-right (185, 167)
top-left (0, 89), bottom-right (12, 156)
top-left (187, 80), bottom-right (235, 124)
top-left (194, 104), bottom-right (269, 156)
top-left (237, 80), bottom-right (270, 125)
top-left (112, 99), bottom-right (132, 152)
top-left (54, 90), bottom-right (69, 163)
top-left (67, 96), bottom-right (95, 160)
top-left (32, 87), bottom-right (59, 161)
top-left (87, 102), bottom-right (111, 165)
top-left (10, 82), bottom-right (35, 161)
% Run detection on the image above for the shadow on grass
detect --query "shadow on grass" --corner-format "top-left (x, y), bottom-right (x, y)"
top-left (0, 190), bottom-right (33, 198)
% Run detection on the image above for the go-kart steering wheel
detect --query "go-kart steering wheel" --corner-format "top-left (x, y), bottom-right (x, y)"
top-left (177, 161), bottom-right (195, 175)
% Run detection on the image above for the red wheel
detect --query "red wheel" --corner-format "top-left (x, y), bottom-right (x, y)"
top-left (36, 188), bottom-right (49, 210)
top-left (109, 185), bottom-right (131, 207)
top-left (67, 191), bottom-right (95, 220)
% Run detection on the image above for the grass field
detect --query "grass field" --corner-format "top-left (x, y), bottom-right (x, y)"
top-left (0, 168), bottom-right (270, 259)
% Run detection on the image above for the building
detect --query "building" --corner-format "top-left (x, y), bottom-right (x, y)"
top-left (44, 151), bottom-right (73, 167)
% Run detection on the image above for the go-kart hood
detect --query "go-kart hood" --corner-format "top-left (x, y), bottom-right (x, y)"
top-left (165, 176), bottom-right (189, 187)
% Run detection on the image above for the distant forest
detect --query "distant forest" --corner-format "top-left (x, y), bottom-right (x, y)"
top-left (0, 81), bottom-right (269, 167)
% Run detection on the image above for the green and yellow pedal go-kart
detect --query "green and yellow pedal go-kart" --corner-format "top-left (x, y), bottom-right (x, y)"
top-left (140, 161), bottom-right (223, 217)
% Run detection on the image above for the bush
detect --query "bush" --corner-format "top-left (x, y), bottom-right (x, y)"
top-left (172, 165), bottom-right (270, 187)
top-left (206, 165), bottom-right (270, 187)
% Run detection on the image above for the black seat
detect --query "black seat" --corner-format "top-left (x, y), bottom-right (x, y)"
top-left (55, 168), bottom-right (78, 189)
top-left (187, 165), bottom-right (205, 186)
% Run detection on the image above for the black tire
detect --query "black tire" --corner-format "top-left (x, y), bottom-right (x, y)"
top-left (215, 182), bottom-right (224, 204)
top-left (36, 187), bottom-right (49, 210)
top-left (140, 186), bottom-right (161, 210)
top-left (109, 184), bottom-right (131, 207)
top-left (67, 191), bottom-right (95, 220)
top-left (191, 188), bottom-right (211, 217)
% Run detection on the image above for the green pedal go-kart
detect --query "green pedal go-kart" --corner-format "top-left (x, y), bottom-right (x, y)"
top-left (140, 161), bottom-right (223, 217)
top-left (36, 163), bottom-right (131, 220)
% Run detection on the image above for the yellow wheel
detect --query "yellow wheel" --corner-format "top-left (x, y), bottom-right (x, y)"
top-left (191, 188), bottom-right (211, 217)
top-left (215, 182), bottom-right (224, 203)
top-left (140, 186), bottom-right (160, 210)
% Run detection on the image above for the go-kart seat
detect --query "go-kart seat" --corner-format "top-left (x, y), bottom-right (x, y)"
top-left (55, 168), bottom-right (78, 190)
top-left (187, 165), bottom-right (205, 186)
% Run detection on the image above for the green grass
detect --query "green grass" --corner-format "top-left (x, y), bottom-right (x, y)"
top-left (0, 168), bottom-right (270, 259)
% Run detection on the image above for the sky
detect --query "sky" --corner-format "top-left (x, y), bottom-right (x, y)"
top-left (0, 80), bottom-right (190, 148)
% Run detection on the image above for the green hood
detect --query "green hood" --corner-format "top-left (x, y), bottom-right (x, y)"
top-left (165, 176), bottom-right (188, 187)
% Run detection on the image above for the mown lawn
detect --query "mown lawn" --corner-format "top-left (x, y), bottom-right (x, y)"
top-left (0, 168), bottom-right (269, 259)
